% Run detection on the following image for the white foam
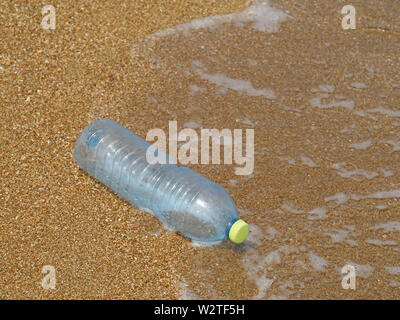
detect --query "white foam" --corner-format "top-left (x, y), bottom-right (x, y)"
top-left (310, 94), bottom-right (355, 110)
top-left (276, 280), bottom-right (295, 298)
top-left (352, 190), bottom-right (400, 200)
top-left (269, 294), bottom-right (288, 300)
top-left (248, 59), bottom-right (258, 66)
top-left (263, 250), bottom-right (281, 265)
top-left (148, 1), bottom-right (289, 37)
top-left (252, 274), bottom-right (274, 299)
top-left (331, 162), bottom-right (378, 180)
top-left (184, 104), bottom-right (202, 114)
top-left (279, 245), bottom-right (301, 254)
top-left (192, 60), bottom-right (276, 99)
top-left (325, 190), bottom-right (400, 207)
top-left (281, 203), bottom-right (303, 214)
top-left (390, 280), bottom-right (400, 288)
top-left (310, 85), bottom-right (335, 93)
top-left (278, 156), bottom-right (296, 165)
top-left (148, 0), bottom-right (289, 40)
top-left (308, 207), bottom-right (328, 220)
top-left (178, 281), bottom-right (200, 300)
top-left (349, 139), bottom-right (373, 150)
top-left (367, 106), bottom-right (400, 118)
top-left (385, 267), bottom-right (400, 275)
top-left (265, 226), bottom-right (280, 240)
top-left (350, 82), bottom-right (368, 89)
top-left (340, 124), bottom-right (356, 133)
top-left (365, 239), bottom-right (398, 247)
top-left (183, 120), bottom-right (201, 129)
top-left (307, 252), bottom-right (329, 271)
top-left (190, 240), bottom-right (223, 248)
top-left (242, 248), bottom-right (274, 299)
top-left (238, 118), bottom-right (255, 127)
top-left (294, 259), bottom-right (307, 271)
top-left (228, 179), bottom-right (238, 187)
top-left (325, 229), bottom-right (358, 246)
top-left (365, 67), bottom-right (374, 75)
top-left (353, 110), bottom-right (377, 120)
top-left (300, 155), bottom-right (318, 168)
top-left (382, 139), bottom-right (400, 152)
top-left (370, 221), bottom-right (400, 233)
top-left (324, 192), bottom-right (349, 205)
top-left (381, 168), bottom-right (394, 177)
top-left (346, 262), bottom-right (374, 278)
top-left (189, 84), bottom-right (206, 94)
top-left (245, 223), bottom-right (265, 247)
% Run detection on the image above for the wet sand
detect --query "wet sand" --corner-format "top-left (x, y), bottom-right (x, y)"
top-left (1, 0), bottom-right (399, 299)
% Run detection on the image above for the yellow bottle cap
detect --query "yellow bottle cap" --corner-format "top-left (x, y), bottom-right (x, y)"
top-left (229, 219), bottom-right (249, 244)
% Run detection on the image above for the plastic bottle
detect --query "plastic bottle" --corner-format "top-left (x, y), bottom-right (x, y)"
top-left (74, 118), bottom-right (249, 243)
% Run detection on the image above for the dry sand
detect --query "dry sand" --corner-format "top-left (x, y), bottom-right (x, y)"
top-left (0, 0), bottom-right (399, 299)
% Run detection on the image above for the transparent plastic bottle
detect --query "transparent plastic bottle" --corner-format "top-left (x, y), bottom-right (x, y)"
top-left (74, 118), bottom-right (249, 243)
